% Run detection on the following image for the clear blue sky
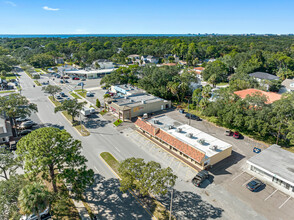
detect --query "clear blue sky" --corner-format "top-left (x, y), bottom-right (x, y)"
top-left (0, 0), bottom-right (293, 34)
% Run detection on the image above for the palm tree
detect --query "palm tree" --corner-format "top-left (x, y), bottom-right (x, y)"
top-left (18, 182), bottom-right (50, 220)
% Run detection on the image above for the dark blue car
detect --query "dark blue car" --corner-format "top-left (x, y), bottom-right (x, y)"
top-left (246, 179), bottom-right (264, 192)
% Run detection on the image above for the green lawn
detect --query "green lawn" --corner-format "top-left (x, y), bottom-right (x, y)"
top-left (69, 92), bottom-right (81, 99)
top-left (100, 109), bottom-right (108, 116)
top-left (0, 90), bottom-right (15, 94)
top-left (48, 96), bottom-right (90, 136)
top-left (75, 89), bottom-right (87, 98)
top-left (100, 152), bottom-right (120, 175)
top-left (113, 119), bottom-right (123, 126)
top-left (216, 82), bottom-right (229, 86)
top-left (24, 71), bottom-right (33, 79)
top-left (5, 73), bottom-right (17, 80)
top-left (34, 80), bottom-right (42, 86)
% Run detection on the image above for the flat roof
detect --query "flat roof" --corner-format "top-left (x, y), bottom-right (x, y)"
top-left (147, 115), bottom-right (232, 158)
top-left (113, 84), bottom-right (146, 95)
top-left (113, 94), bottom-right (166, 107)
top-left (65, 69), bottom-right (116, 75)
top-left (248, 144), bottom-right (294, 185)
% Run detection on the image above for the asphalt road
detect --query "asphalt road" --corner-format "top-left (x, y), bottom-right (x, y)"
top-left (16, 69), bottom-right (271, 220)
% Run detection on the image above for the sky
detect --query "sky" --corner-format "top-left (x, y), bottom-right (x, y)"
top-left (0, 0), bottom-right (293, 34)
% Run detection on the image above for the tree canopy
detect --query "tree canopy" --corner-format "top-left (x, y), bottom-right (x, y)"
top-left (16, 127), bottom-right (94, 199)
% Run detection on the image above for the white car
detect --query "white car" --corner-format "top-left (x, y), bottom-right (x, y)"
top-left (20, 207), bottom-right (49, 220)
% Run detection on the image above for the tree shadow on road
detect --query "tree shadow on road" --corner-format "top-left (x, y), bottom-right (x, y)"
top-left (83, 117), bottom-right (110, 129)
top-left (84, 174), bottom-right (152, 220)
top-left (156, 189), bottom-right (224, 220)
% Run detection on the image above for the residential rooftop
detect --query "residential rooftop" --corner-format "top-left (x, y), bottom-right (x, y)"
top-left (147, 115), bottom-right (232, 158)
top-left (234, 88), bottom-right (282, 104)
top-left (247, 145), bottom-right (294, 185)
top-left (249, 72), bottom-right (279, 80)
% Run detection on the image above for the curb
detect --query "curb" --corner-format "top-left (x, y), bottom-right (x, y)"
top-left (47, 96), bottom-right (90, 137)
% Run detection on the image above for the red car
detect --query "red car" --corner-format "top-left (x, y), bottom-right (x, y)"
top-left (233, 131), bottom-right (240, 139)
top-left (73, 77), bottom-right (80, 80)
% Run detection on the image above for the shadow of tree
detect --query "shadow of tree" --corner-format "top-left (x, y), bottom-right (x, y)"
top-left (156, 190), bottom-right (224, 220)
top-left (84, 174), bottom-right (152, 220)
top-left (85, 175), bottom-right (223, 220)
top-left (40, 123), bottom-right (65, 130)
top-left (83, 115), bottom-right (109, 129)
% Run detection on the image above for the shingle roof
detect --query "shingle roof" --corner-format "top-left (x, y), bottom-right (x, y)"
top-left (135, 118), bottom-right (205, 163)
top-left (249, 72), bottom-right (279, 80)
top-left (234, 89), bottom-right (282, 104)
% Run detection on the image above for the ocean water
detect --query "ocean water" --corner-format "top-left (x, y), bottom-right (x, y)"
top-left (0, 34), bottom-right (197, 38)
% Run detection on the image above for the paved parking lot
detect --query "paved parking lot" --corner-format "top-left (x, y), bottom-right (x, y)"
top-left (227, 171), bottom-right (294, 220)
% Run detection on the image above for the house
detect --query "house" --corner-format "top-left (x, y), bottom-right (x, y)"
top-left (117, 48), bottom-right (123, 53)
top-left (280, 79), bottom-right (294, 92)
top-left (249, 72), bottom-right (280, 81)
top-left (55, 57), bottom-right (64, 64)
top-left (0, 118), bottom-right (12, 145)
top-left (135, 115), bottom-right (232, 170)
top-left (190, 67), bottom-right (205, 80)
top-left (92, 59), bottom-right (115, 69)
top-left (234, 89), bottom-right (282, 104)
top-left (0, 79), bottom-right (8, 90)
top-left (127, 54), bottom-right (141, 64)
top-left (204, 58), bottom-right (216, 63)
top-left (164, 54), bottom-right (180, 63)
top-left (106, 85), bottom-right (171, 120)
top-left (141, 55), bottom-right (159, 64)
top-left (162, 63), bottom-right (177, 66)
top-left (179, 60), bottom-right (187, 65)
top-left (247, 144), bottom-right (294, 195)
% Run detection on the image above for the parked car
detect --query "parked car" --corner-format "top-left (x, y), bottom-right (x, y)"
top-left (20, 207), bottom-right (50, 220)
top-left (179, 109), bottom-right (185, 114)
top-left (86, 92), bottom-right (94, 97)
top-left (81, 78), bottom-right (86, 81)
top-left (65, 80), bottom-right (69, 83)
top-left (16, 117), bottom-right (29, 123)
top-left (185, 113), bottom-right (200, 121)
top-left (225, 130), bottom-right (233, 136)
top-left (19, 129), bottom-right (33, 136)
top-left (60, 92), bottom-right (66, 97)
top-left (246, 179), bottom-right (264, 192)
top-left (60, 80), bottom-right (64, 83)
top-left (55, 95), bottom-right (62, 99)
top-left (73, 77), bottom-right (80, 80)
top-left (102, 87), bottom-right (106, 90)
top-left (233, 131), bottom-right (240, 139)
top-left (56, 75), bottom-right (61, 78)
top-left (192, 170), bottom-right (209, 187)
top-left (19, 121), bottom-right (36, 129)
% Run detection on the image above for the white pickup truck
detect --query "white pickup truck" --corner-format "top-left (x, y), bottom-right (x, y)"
top-left (81, 107), bottom-right (95, 116)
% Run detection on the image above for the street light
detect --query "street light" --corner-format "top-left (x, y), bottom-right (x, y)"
top-left (169, 188), bottom-right (174, 220)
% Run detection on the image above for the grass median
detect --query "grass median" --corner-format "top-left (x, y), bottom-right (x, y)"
top-left (75, 89), bottom-right (87, 98)
top-left (48, 96), bottom-right (90, 136)
top-left (113, 119), bottom-right (123, 126)
top-left (100, 152), bottom-right (175, 220)
top-left (34, 80), bottom-right (42, 86)
top-left (100, 109), bottom-right (108, 116)
top-left (69, 92), bottom-right (81, 99)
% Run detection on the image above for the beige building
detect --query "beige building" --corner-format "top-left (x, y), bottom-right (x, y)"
top-left (135, 115), bottom-right (232, 170)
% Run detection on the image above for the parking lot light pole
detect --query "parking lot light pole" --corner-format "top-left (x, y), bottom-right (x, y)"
top-left (169, 188), bottom-right (173, 220)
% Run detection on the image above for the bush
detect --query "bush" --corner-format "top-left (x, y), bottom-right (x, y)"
top-left (33, 74), bottom-right (40, 79)
top-left (96, 99), bottom-right (101, 108)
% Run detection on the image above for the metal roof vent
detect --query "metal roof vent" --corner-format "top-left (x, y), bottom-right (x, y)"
top-left (124, 96), bottom-right (128, 99)
top-left (130, 99), bottom-right (134, 102)
top-left (153, 119), bottom-right (159, 124)
top-left (210, 145), bottom-right (218, 151)
top-left (176, 128), bottom-right (182, 133)
top-left (142, 100), bottom-right (146, 104)
top-left (168, 125), bottom-right (174, 130)
top-left (197, 138), bottom-right (205, 145)
top-left (186, 133), bottom-right (193, 138)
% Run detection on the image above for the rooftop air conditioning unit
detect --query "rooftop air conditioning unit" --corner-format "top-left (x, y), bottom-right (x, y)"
top-left (176, 128), bottom-right (182, 133)
top-left (141, 100), bottom-right (146, 104)
top-left (153, 120), bottom-right (159, 124)
top-left (186, 133), bottom-right (193, 138)
top-left (168, 125), bottom-right (173, 130)
top-left (197, 138), bottom-right (205, 145)
top-left (210, 145), bottom-right (218, 151)
top-left (124, 96), bottom-right (128, 99)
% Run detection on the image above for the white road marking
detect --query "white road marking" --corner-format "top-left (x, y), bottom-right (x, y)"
top-left (114, 147), bottom-right (121, 152)
top-left (232, 171), bottom-right (245, 181)
top-left (264, 189), bottom-right (278, 201)
top-left (242, 176), bottom-right (255, 186)
top-left (94, 166), bottom-right (99, 173)
top-left (279, 196), bottom-right (291, 209)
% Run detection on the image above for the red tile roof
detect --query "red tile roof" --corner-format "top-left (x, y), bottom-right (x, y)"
top-left (234, 89), bottom-right (282, 104)
top-left (162, 63), bottom-right (177, 66)
top-left (194, 67), bottom-right (205, 71)
top-left (134, 118), bottom-right (205, 163)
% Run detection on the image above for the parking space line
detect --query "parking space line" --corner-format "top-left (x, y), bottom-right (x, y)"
top-left (279, 196), bottom-right (291, 209)
top-left (264, 189), bottom-right (278, 201)
top-left (232, 171), bottom-right (245, 181)
top-left (94, 166), bottom-right (99, 173)
top-left (242, 177), bottom-right (255, 186)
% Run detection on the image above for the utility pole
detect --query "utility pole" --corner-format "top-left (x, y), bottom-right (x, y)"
top-left (169, 188), bottom-right (173, 220)
top-left (188, 99), bottom-right (191, 125)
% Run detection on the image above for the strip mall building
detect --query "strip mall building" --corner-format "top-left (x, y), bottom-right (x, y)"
top-left (135, 115), bottom-right (232, 170)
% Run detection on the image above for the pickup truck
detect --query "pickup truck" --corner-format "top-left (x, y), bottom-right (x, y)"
top-left (192, 170), bottom-right (209, 187)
